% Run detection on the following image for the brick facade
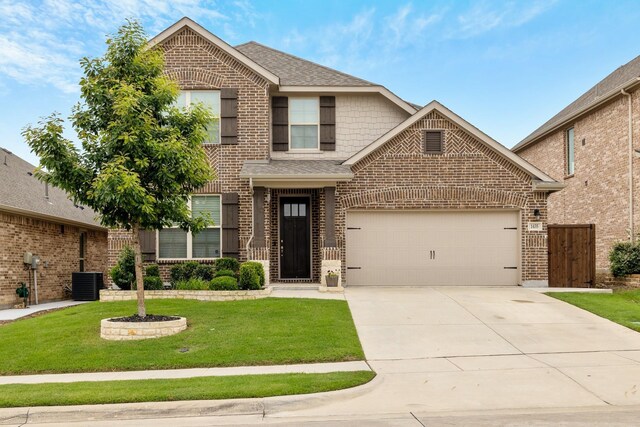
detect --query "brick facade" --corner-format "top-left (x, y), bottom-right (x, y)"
top-left (517, 89), bottom-right (640, 271)
top-left (0, 211), bottom-right (107, 308)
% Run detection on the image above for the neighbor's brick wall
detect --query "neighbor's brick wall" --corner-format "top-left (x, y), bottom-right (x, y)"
top-left (107, 26), bottom-right (271, 280)
top-left (336, 109), bottom-right (549, 284)
top-left (271, 93), bottom-right (409, 160)
top-left (0, 211), bottom-right (107, 308)
top-left (517, 90), bottom-right (640, 271)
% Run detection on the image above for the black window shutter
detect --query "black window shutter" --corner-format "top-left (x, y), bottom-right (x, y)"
top-left (424, 130), bottom-right (444, 154)
top-left (319, 96), bottom-right (336, 151)
top-left (272, 97), bottom-right (288, 151)
top-left (138, 229), bottom-right (156, 262)
top-left (221, 88), bottom-right (238, 145)
top-left (221, 193), bottom-right (240, 258)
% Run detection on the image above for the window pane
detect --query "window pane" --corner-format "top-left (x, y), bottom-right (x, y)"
top-left (192, 195), bottom-right (221, 225)
top-left (292, 204), bottom-right (299, 216)
top-left (159, 229), bottom-right (187, 258)
top-left (299, 204), bottom-right (306, 217)
top-left (291, 125), bottom-right (318, 149)
top-left (175, 91), bottom-right (187, 108)
top-left (290, 98), bottom-right (318, 123)
top-left (192, 229), bottom-right (221, 258)
top-left (567, 128), bottom-right (575, 175)
top-left (190, 91), bottom-right (220, 144)
top-left (284, 204), bottom-right (291, 217)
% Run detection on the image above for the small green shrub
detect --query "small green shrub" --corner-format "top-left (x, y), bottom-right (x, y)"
top-left (609, 241), bottom-right (640, 277)
top-left (195, 264), bottom-right (215, 281)
top-left (110, 246), bottom-right (136, 290)
top-left (174, 278), bottom-right (210, 290)
top-left (214, 269), bottom-right (236, 278)
top-left (238, 263), bottom-right (261, 290)
top-left (142, 276), bottom-right (163, 290)
top-left (209, 276), bottom-right (239, 290)
top-left (145, 264), bottom-right (160, 277)
top-left (242, 261), bottom-right (265, 287)
top-left (215, 257), bottom-right (240, 273)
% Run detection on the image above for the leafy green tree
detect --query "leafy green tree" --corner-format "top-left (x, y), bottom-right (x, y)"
top-left (23, 21), bottom-right (214, 317)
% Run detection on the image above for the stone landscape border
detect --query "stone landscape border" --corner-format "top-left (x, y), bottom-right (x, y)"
top-left (101, 316), bottom-right (187, 341)
top-left (99, 288), bottom-right (272, 302)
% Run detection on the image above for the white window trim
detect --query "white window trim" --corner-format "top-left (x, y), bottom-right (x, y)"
top-left (157, 195), bottom-right (222, 261)
top-left (288, 97), bottom-right (320, 150)
top-left (181, 90), bottom-right (221, 145)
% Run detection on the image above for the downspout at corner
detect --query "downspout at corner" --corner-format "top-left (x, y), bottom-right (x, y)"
top-left (246, 177), bottom-right (254, 256)
top-left (622, 88), bottom-right (635, 242)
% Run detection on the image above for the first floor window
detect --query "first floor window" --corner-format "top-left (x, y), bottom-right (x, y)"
top-left (158, 195), bottom-right (221, 259)
top-left (289, 97), bottom-right (319, 149)
top-left (176, 90), bottom-right (221, 144)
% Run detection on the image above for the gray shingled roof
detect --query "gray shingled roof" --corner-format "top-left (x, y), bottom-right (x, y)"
top-left (514, 54), bottom-right (640, 151)
top-left (0, 148), bottom-right (104, 229)
top-left (235, 41), bottom-right (376, 87)
top-left (240, 160), bottom-right (353, 179)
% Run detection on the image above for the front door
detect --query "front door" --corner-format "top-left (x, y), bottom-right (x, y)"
top-left (280, 197), bottom-right (311, 279)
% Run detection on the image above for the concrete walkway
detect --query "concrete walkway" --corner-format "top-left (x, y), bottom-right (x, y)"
top-left (0, 300), bottom-right (87, 321)
top-left (0, 361), bottom-right (370, 385)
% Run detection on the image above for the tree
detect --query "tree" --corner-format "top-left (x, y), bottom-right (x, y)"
top-left (23, 21), bottom-right (214, 317)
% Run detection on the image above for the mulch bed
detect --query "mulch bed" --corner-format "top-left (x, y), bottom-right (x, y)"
top-left (108, 314), bottom-right (180, 322)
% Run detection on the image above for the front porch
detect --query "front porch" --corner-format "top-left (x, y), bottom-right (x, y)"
top-left (241, 160), bottom-right (352, 286)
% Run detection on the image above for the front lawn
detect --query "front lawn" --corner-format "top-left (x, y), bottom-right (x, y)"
top-left (0, 298), bottom-right (364, 375)
top-left (0, 371), bottom-right (376, 408)
top-left (548, 289), bottom-right (640, 332)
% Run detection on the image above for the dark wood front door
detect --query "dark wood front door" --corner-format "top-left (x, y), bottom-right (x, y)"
top-left (548, 224), bottom-right (596, 287)
top-left (280, 197), bottom-right (311, 279)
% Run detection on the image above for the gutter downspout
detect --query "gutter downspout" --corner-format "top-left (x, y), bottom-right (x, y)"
top-left (246, 177), bottom-right (254, 256)
top-left (622, 88), bottom-right (635, 242)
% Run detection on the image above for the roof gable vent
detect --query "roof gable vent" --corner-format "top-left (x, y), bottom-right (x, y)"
top-left (424, 130), bottom-right (444, 154)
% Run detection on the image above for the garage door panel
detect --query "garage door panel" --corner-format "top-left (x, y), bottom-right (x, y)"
top-left (346, 210), bottom-right (520, 286)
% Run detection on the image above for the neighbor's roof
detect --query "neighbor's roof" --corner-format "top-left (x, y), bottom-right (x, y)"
top-left (240, 160), bottom-right (353, 180)
top-left (514, 54), bottom-right (640, 152)
top-left (235, 41), bottom-right (375, 87)
top-left (0, 148), bottom-right (104, 229)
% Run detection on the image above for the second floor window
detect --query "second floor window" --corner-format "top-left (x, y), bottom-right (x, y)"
top-left (566, 127), bottom-right (575, 176)
top-left (289, 97), bottom-right (319, 149)
top-left (177, 91), bottom-right (220, 144)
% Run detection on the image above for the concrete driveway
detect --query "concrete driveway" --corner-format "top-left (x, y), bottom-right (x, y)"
top-left (276, 286), bottom-right (640, 418)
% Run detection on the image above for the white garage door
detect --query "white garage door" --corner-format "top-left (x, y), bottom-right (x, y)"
top-left (346, 210), bottom-right (520, 286)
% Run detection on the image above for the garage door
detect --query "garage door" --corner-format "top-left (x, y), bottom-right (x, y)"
top-left (346, 210), bottom-right (520, 286)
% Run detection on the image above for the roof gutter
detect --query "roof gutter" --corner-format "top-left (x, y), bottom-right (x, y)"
top-left (622, 88), bottom-right (635, 242)
top-left (515, 77), bottom-right (640, 153)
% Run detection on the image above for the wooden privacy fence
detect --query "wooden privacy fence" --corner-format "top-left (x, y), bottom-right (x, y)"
top-left (547, 224), bottom-right (596, 288)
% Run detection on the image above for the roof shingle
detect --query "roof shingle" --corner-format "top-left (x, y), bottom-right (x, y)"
top-left (240, 160), bottom-right (353, 179)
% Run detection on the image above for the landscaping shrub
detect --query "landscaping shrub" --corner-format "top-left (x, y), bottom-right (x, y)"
top-left (170, 261), bottom-right (213, 284)
top-left (242, 261), bottom-right (265, 287)
top-left (214, 269), bottom-right (236, 278)
top-left (141, 276), bottom-right (163, 290)
top-left (195, 264), bottom-right (215, 281)
top-left (238, 263), bottom-right (261, 290)
top-left (174, 278), bottom-right (210, 290)
top-left (215, 257), bottom-right (240, 273)
top-left (145, 264), bottom-right (160, 277)
top-left (110, 246), bottom-right (136, 290)
top-left (609, 241), bottom-right (640, 277)
top-left (209, 276), bottom-right (239, 290)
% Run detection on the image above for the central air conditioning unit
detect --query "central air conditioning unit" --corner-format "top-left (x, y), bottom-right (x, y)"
top-left (71, 272), bottom-right (103, 301)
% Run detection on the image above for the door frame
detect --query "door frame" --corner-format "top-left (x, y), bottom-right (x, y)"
top-left (278, 194), bottom-right (313, 280)
top-left (345, 208), bottom-right (522, 286)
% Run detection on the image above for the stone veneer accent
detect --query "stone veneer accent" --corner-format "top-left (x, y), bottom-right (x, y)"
top-left (0, 211), bottom-right (107, 308)
top-left (101, 317), bottom-right (187, 341)
top-left (100, 288), bottom-right (272, 302)
top-left (271, 94), bottom-right (409, 160)
top-left (517, 90), bottom-right (640, 272)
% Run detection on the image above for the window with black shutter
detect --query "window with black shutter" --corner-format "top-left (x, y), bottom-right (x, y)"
top-left (424, 130), bottom-right (444, 154)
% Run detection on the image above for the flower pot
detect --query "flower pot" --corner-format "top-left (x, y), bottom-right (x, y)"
top-left (325, 275), bottom-right (339, 287)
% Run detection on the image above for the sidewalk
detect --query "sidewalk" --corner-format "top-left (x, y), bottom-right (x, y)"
top-left (0, 300), bottom-right (87, 321)
top-left (0, 361), bottom-right (371, 385)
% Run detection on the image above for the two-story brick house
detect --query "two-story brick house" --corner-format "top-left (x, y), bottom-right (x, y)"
top-left (108, 18), bottom-right (562, 287)
top-left (514, 55), bottom-right (640, 276)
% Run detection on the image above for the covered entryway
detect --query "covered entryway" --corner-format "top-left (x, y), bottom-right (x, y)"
top-left (346, 210), bottom-right (520, 286)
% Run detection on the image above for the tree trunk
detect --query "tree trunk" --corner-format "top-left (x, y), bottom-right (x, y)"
top-left (131, 223), bottom-right (146, 317)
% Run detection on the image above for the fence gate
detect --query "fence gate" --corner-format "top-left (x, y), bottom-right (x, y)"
top-left (547, 224), bottom-right (596, 287)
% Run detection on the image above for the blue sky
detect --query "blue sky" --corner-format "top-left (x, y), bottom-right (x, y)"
top-left (2, 0), bottom-right (640, 165)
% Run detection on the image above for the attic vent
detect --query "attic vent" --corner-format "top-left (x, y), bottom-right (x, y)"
top-left (424, 130), bottom-right (444, 154)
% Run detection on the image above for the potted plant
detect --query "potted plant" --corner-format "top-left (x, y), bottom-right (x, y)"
top-left (325, 270), bottom-right (339, 287)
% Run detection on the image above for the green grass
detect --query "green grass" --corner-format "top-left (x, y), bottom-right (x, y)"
top-left (0, 371), bottom-right (376, 408)
top-left (0, 298), bottom-right (364, 375)
top-left (548, 289), bottom-right (640, 332)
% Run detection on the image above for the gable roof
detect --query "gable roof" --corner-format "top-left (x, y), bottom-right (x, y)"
top-left (0, 148), bottom-right (104, 229)
top-left (514, 55), bottom-right (640, 152)
top-left (148, 17), bottom-right (280, 85)
top-left (343, 101), bottom-right (561, 189)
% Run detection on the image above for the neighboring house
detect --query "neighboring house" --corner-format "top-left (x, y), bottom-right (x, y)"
top-left (0, 148), bottom-right (107, 308)
top-left (109, 17), bottom-right (561, 287)
top-left (513, 55), bottom-right (640, 275)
